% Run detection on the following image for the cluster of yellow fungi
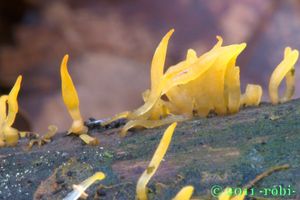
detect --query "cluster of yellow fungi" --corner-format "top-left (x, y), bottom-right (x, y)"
top-left (1, 28), bottom-right (294, 200)
top-left (102, 29), bottom-right (299, 136)
top-left (0, 29), bottom-right (298, 148)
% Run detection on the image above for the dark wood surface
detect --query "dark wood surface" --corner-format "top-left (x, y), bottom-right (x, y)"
top-left (0, 99), bottom-right (299, 199)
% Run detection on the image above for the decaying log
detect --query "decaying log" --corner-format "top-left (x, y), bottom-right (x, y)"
top-left (0, 99), bottom-right (300, 200)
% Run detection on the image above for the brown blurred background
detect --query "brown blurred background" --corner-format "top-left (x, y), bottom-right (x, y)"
top-left (1, 0), bottom-right (300, 132)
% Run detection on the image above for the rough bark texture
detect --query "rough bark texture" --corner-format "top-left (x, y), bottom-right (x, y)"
top-left (0, 99), bottom-right (300, 200)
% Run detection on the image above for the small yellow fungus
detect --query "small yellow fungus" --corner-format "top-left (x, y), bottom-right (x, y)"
top-left (172, 185), bottom-right (194, 200)
top-left (27, 125), bottom-right (58, 149)
top-left (0, 95), bottom-right (8, 123)
top-left (0, 76), bottom-right (22, 147)
top-left (79, 134), bottom-right (99, 146)
top-left (63, 172), bottom-right (106, 200)
top-left (136, 122), bottom-right (177, 200)
top-left (43, 125), bottom-right (58, 140)
top-left (19, 131), bottom-right (28, 138)
top-left (269, 47), bottom-right (299, 104)
top-left (240, 84), bottom-right (263, 107)
top-left (218, 188), bottom-right (246, 200)
top-left (0, 95), bottom-right (8, 147)
top-left (60, 54), bottom-right (88, 135)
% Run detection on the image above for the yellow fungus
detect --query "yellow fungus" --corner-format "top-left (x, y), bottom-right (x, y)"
top-left (79, 134), bottom-right (99, 145)
top-left (151, 29), bottom-right (174, 91)
top-left (6, 76), bottom-right (22, 126)
top-left (269, 47), bottom-right (299, 104)
top-left (99, 30), bottom-right (299, 135)
top-left (218, 188), bottom-right (246, 200)
top-left (0, 95), bottom-right (8, 146)
top-left (240, 84), bottom-right (263, 107)
top-left (128, 30), bottom-right (175, 120)
top-left (60, 54), bottom-right (88, 135)
top-left (101, 111), bottom-right (130, 126)
top-left (63, 172), bottom-right (106, 200)
top-left (27, 125), bottom-right (58, 149)
top-left (172, 185), bottom-right (194, 200)
top-left (2, 126), bottom-right (19, 146)
top-left (43, 125), bottom-right (58, 140)
top-left (0, 76), bottom-right (22, 147)
top-left (120, 115), bottom-right (186, 137)
top-left (136, 122), bottom-right (177, 200)
top-left (0, 95), bottom-right (8, 122)
top-left (104, 30), bottom-right (260, 135)
top-left (19, 131), bottom-right (28, 138)
top-left (165, 43), bottom-right (246, 116)
top-left (225, 66), bottom-right (241, 113)
top-left (0, 139), bottom-right (4, 147)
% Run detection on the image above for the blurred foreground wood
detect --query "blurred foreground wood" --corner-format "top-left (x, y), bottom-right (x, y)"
top-left (0, 99), bottom-right (300, 200)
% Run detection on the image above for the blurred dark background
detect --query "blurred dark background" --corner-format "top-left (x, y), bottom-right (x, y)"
top-left (1, 0), bottom-right (300, 132)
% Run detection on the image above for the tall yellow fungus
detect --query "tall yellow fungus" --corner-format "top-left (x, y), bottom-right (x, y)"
top-left (269, 47), bottom-right (299, 104)
top-left (136, 122), bottom-right (177, 200)
top-left (60, 55), bottom-right (99, 145)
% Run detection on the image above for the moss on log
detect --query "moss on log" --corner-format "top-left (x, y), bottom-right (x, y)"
top-left (0, 99), bottom-right (300, 200)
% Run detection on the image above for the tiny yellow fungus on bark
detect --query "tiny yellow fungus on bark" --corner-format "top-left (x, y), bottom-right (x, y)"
top-left (0, 76), bottom-right (22, 147)
top-left (79, 134), bottom-right (99, 145)
top-left (240, 84), bottom-right (263, 107)
top-left (63, 172), bottom-right (106, 200)
top-left (61, 54), bottom-right (88, 135)
top-left (172, 185), bottom-right (194, 200)
top-left (269, 47), bottom-right (299, 104)
top-left (43, 125), bottom-right (58, 140)
top-left (136, 122), bottom-right (177, 200)
top-left (27, 125), bottom-right (58, 149)
top-left (218, 188), bottom-right (246, 200)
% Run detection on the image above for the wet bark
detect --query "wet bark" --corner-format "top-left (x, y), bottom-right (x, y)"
top-left (0, 99), bottom-right (300, 200)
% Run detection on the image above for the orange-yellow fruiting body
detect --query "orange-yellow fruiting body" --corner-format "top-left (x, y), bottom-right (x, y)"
top-left (240, 84), bottom-right (263, 107)
top-left (79, 134), bottom-right (99, 145)
top-left (104, 30), bottom-right (271, 135)
top-left (136, 123), bottom-right (177, 200)
top-left (172, 186), bottom-right (194, 200)
top-left (63, 172), bottom-right (106, 200)
top-left (218, 188), bottom-right (246, 200)
top-left (6, 76), bottom-right (22, 126)
top-left (0, 76), bottom-right (22, 147)
top-left (269, 47), bottom-right (299, 104)
top-left (60, 54), bottom-right (88, 135)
